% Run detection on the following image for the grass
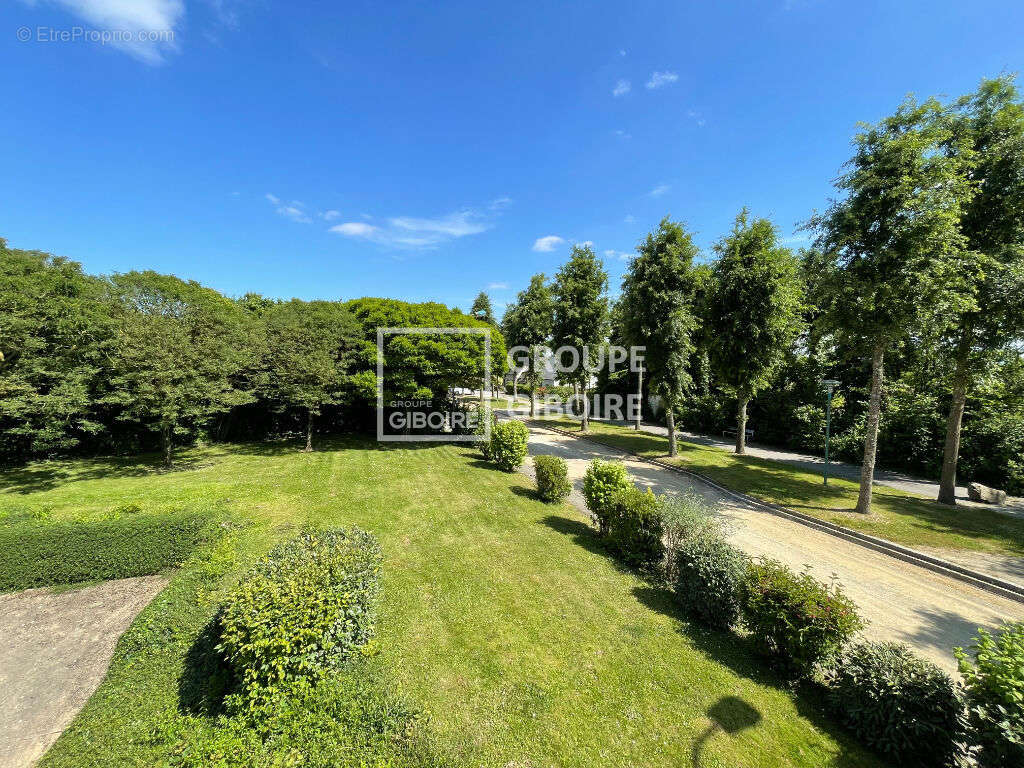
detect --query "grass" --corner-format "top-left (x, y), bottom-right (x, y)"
top-left (0, 438), bottom-right (887, 767)
top-left (539, 416), bottom-right (1024, 558)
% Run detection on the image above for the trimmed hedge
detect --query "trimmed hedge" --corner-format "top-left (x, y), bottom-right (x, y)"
top-left (217, 527), bottom-right (382, 695)
top-left (534, 455), bottom-right (571, 502)
top-left (581, 459), bottom-right (633, 535)
top-left (605, 486), bottom-right (663, 568)
top-left (739, 558), bottom-right (864, 675)
top-left (672, 533), bottom-right (748, 630)
top-left (956, 621), bottom-right (1024, 767)
top-left (0, 510), bottom-right (213, 592)
top-left (824, 641), bottom-right (963, 767)
top-left (488, 420), bottom-right (529, 472)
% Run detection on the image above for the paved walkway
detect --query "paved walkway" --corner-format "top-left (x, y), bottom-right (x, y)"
top-left (0, 576), bottom-right (167, 768)
top-left (518, 421), bottom-right (1024, 675)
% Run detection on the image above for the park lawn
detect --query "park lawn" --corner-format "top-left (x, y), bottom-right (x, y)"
top-left (0, 439), bottom-right (885, 768)
top-left (541, 415), bottom-right (1024, 558)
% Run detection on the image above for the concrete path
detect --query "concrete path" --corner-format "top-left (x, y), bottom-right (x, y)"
top-left (519, 422), bottom-right (1024, 675)
top-left (0, 576), bottom-right (167, 768)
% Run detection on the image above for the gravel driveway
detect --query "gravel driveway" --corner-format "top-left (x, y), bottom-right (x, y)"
top-left (520, 422), bottom-right (1024, 675)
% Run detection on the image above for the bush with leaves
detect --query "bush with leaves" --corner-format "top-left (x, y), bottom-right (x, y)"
top-left (739, 558), bottom-right (864, 675)
top-left (659, 492), bottom-right (721, 579)
top-left (487, 419), bottom-right (529, 472)
top-left (533, 454), bottom-right (571, 502)
top-left (476, 410), bottom-right (497, 460)
top-left (955, 622), bottom-right (1024, 767)
top-left (605, 486), bottom-right (663, 568)
top-left (581, 459), bottom-right (633, 535)
top-left (672, 532), bottom-right (748, 631)
top-left (824, 641), bottom-right (963, 767)
top-left (217, 528), bottom-right (382, 697)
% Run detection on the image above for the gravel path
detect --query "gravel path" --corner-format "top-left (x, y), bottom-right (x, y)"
top-left (520, 422), bottom-right (1024, 675)
top-left (0, 576), bottom-right (167, 768)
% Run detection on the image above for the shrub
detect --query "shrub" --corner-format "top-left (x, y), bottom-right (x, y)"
top-left (581, 459), bottom-right (633, 535)
top-left (217, 527), bottom-right (382, 695)
top-left (659, 492), bottom-right (720, 581)
top-left (955, 622), bottom-right (1024, 767)
top-left (534, 455), bottom-right (571, 502)
top-left (488, 419), bottom-right (529, 472)
top-left (739, 558), bottom-right (864, 675)
top-left (0, 510), bottom-right (213, 592)
top-left (605, 486), bottom-right (663, 568)
top-left (672, 533), bottom-right (748, 630)
top-left (476, 410), bottom-right (497, 460)
top-left (824, 641), bottom-right (963, 767)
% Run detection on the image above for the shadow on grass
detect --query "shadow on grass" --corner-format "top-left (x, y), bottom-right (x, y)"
top-left (539, 514), bottom-right (614, 560)
top-left (178, 616), bottom-right (234, 717)
top-left (510, 486), bottom-right (542, 502)
top-left (0, 454), bottom-right (212, 495)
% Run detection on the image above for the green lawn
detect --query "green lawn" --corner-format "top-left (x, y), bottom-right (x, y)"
top-left (0, 439), bottom-right (885, 767)
top-left (541, 416), bottom-right (1024, 558)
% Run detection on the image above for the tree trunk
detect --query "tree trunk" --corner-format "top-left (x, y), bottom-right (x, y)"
top-left (735, 396), bottom-right (749, 454)
top-left (855, 343), bottom-right (886, 514)
top-left (161, 424), bottom-right (173, 468)
top-left (529, 369), bottom-right (536, 418)
top-left (581, 382), bottom-right (589, 431)
top-left (635, 366), bottom-right (643, 430)
top-left (304, 409), bottom-right (314, 452)
top-left (513, 370), bottom-right (519, 402)
top-left (666, 405), bottom-right (677, 458)
top-left (938, 366), bottom-right (969, 505)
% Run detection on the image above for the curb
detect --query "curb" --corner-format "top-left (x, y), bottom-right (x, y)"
top-left (524, 418), bottom-right (1024, 605)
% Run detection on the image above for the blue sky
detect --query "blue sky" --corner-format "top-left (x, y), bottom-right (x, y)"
top-left (3, 1), bottom-right (1023, 315)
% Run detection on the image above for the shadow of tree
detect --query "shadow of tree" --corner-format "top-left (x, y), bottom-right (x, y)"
top-left (177, 615), bottom-right (234, 716)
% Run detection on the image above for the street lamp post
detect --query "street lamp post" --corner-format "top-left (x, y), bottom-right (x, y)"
top-left (822, 380), bottom-right (840, 486)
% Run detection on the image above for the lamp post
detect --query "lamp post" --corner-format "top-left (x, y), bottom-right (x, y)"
top-left (822, 380), bottom-right (840, 486)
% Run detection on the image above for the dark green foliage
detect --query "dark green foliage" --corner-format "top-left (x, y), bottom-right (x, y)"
top-left (533, 454), bottom-right (571, 502)
top-left (955, 622), bottom-right (1024, 767)
top-left (605, 486), bottom-right (663, 568)
top-left (217, 528), bottom-right (382, 695)
top-left (671, 532), bottom-right (748, 630)
top-left (0, 510), bottom-right (212, 592)
top-left (581, 459), bottom-right (633, 535)
top-left (171, 662), bottom-right (442, 768)
top-left (487, 419), bottom-right (529, 472)
top-left (739, 559), bottom-right (864, 675)
top-left (824, 641), bottom-right (963, 767)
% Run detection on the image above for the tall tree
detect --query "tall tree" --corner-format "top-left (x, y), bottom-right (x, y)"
top-left (551, 245), bottom-right (609, 431)
top-left (810, 97), bottom-right (973, 513)
top-left (620, 218), bottom-right (701, 457)
top-left (102, 271), bottom-right (255, 467)
top-left (260, 299), bottom-right (362, 452)
top-left (470, 291), bottom-right (497, 326)
top-left (933, 76), bottom-right (1024, 504)
top-left (502, 274), bottom-right (554, 416)
top-left (706, 211), bottom-right (805, 454)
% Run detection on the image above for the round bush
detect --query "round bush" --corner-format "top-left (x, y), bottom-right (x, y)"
top-left (824, 641), bottom-right (963, 767)
top-left (581, 459), bottom-right (633, 535)
top-left (488, 419), bottom-right (529, 472)
top-left (672, 533), bottom-right (748, 630)
top-left (605, 486), bottom-right (663, 568)
top-left (955, 622), bottom-right (1024, 767)
top-left (534, 454), bottom-right (571, 502)
top-left (739, 558), bottom-right (864, 675)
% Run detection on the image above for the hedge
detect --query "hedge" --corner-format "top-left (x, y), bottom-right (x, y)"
top-left (488, 420), bottom-right (529, 472)
top-left (672, 533), bottom-right (748, 630)
top-left (0, 510), bottom-right (214, 592)
top-left (217, 527), bottom-right (382, 696)
top-left (534, 455), bottom-right (571, 502)
top-left (605, 486), bottom-right (663, 568)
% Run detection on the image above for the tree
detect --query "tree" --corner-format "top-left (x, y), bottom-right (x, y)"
top-left (552, 245), bottom-right (609, 431)
top-left (260, 299), bottom-right (362, 451)
top-left (933, 76), bottom-right (1024, 504)
top-left (620, 218), bottom-right (701, 457)
top-left (502, 274), bottom-right (554, 416)
top-left (470, 291), bottom-right (496, 326)
top-left (706, 211), bottom-right (805, 454)
top-left (102, 271), bottom-right (255, 467)
top-left (810, 97), bottom-right (973, 513)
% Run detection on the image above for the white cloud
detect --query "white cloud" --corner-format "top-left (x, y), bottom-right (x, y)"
top-left (489, 196), bottom-right (512, 210)
top-left (648, 183), bottom-right (671, 197)
top-left (330, 222), bottom-right (379, 237)
top-left (604, 249), bottom-right (633, 261)
top-left (265, 194), bottom-right (311, 223)
top-left (532, 235), bottom-right (565, 252)
top-left (24, 0), bottom-right (184, 64)
top-left (624, 214), bottom-right (636, 224)
top-left (487, 282), bottom-right (509, 290)
top-left (619, 49), bottom-right (627, 57)
top-left (265, 193), bottom-right (280, 204)
top-left (321, 209), bottom-right (341, 221)
top-left (614, 129), bottom-right (632, 140)
top-left (389, 211), bottom-right (489, 238)
top-left (612, 79), bottom-right (631, 97)
top-left (645, 71), bottom-right (679, 90)
top-left (687, 109), bottom-right (706, 127)
top-left (579, 240), bottom-right (594, 248)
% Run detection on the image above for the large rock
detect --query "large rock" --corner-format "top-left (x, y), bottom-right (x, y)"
top-left (967, 482), bottom-right (1008, 505)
